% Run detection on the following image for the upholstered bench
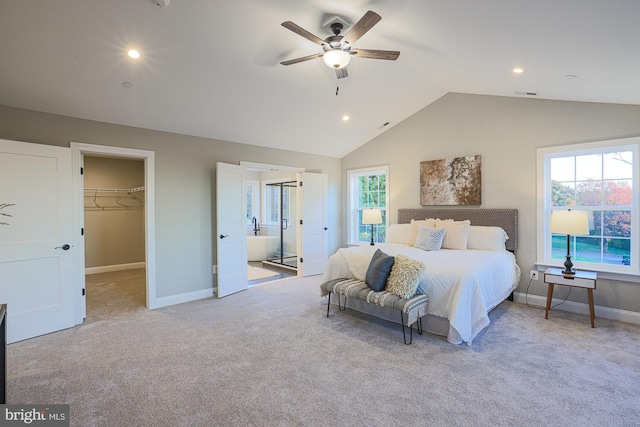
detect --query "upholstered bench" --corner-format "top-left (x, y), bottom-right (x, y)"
top-left (320, 278), bottom-right (429, 344)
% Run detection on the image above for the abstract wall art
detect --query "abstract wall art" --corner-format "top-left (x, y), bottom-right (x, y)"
top-left (420, 155), bottom-right (481, 205)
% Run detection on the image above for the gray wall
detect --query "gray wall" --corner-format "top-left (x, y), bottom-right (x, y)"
top-left (0, 105), bottom-right (342, 300)
top-left (342, 93), bottom-right (640, 313)
top-left (84, 156), bottom-right (145, 268)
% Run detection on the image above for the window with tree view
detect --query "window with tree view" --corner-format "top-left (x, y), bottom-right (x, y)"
top-left (348, 167), bottom-right (389, 245)
top-left (539, 140), bottom-right (638, 274)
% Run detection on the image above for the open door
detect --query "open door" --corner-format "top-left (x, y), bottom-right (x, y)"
top-left (216, 162), bottom-right (248, 297)
top-left (297, 172), bottom-right (328, 276)
top-left (0, 139), bottom-right (75, 343)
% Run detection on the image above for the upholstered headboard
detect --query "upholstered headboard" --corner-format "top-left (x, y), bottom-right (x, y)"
top-left (397, 208), bottom-right (518, 253)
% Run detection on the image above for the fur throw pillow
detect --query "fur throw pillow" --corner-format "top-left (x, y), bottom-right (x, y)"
top-left (385, 254), bottom-right (425, 299)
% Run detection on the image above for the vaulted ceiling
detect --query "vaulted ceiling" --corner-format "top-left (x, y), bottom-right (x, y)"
top-left (1, 1), bottom-right (639, 158)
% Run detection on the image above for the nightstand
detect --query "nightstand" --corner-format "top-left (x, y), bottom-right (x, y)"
top-left (544, 267), bottom-right (598, 327)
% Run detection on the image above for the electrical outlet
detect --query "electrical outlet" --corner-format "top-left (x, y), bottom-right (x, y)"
top-left (530, 270), bottom-right (539, 281)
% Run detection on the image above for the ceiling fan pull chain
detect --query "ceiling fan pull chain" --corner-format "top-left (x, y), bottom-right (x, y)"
top-left (336, 85), bottom-right (339, 96)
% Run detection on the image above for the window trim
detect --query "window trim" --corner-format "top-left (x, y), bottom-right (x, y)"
top-left (536, 137), bottom-right (640, 278)
top-left (347, 165), bottom-right (389, 245)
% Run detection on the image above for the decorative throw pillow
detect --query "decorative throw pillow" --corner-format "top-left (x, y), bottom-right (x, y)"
top-left (404, 218), bottom-right (437, 246)
top-left (435, 219), bottom-right (471, 250)
top-left (413, 225), bottom-right (445, 251)
top-left (386, 254), bottom-right (425, 299)
top-left (467, 226), bottom-right (509, 251)
top-left (365, 249), bottom-right (395, 292)
top-left (386, 223), bottom-right (412, 244)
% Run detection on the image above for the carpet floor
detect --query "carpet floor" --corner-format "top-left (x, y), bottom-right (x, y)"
top-left (7, 272), bottom-right (640, 426)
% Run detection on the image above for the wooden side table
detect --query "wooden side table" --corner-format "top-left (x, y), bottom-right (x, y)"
top-left (544, 268), bottom-right (598, 327)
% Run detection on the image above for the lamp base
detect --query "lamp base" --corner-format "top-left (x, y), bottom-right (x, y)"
top-left (369, 224), bottom-right (375, 246)
top-left (562, 255), bottom-right (575, 275)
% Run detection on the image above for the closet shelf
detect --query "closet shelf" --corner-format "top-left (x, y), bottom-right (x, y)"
top-left (84, 186), bottom-right (145, 210)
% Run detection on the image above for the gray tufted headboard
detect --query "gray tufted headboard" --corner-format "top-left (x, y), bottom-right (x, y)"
top-left (397, 208), bottom-right (518, 253)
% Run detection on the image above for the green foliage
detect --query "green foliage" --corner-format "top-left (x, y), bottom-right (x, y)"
top-left (358, 174), bottom-right (386, 208)
top-left (551, 181), bottom-right (575, 206)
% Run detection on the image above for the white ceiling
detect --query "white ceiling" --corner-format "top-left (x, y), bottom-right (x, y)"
top-left (1, 1), bottom-right (639, 158)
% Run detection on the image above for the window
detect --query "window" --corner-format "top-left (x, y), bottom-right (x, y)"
top-left (246, 180), bottom-right (259, 224)
top-left (537, 138), bottom-right (639, 276)
top-left (347, 166), bottom-right (389, 244)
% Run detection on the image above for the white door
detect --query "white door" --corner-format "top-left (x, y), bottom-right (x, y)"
top-left (216, 162), bottom-right (247, 297)
top-left (0, 139), bottom-right (75, 343)
top-left (297, 172), bottom-right (328, 276)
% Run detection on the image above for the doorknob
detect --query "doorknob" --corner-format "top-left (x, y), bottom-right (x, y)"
top-left (219, 234), bottom-right (229, 239)
top-left (55, 244), bottom-right (71, 250)
top-left (323, 227), bottom-right (328, 231)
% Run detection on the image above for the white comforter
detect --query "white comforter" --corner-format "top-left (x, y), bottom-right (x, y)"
top-left (322, 243), bottom-right (521, 344)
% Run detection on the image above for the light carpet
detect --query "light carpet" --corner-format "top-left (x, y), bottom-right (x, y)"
top-left (247, 265), bottom-right (279, 281)
top-left (6, 271), bottom-right (640, 426)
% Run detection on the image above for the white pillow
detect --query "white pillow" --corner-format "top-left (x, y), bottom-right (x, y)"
top-left (413, 226), bottom-right (445, 251)
top-left (386, 224), bottom-right (412, 244)
top-left (435, 219), bottom-right (471, 250)
top-left (467, 226), bottom-right (509, 251)
top-left (404, 218), bottom-right (437, 246)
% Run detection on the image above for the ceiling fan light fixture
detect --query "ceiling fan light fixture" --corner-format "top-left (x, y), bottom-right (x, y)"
top-left (323, 49), bottom-right (350, 69)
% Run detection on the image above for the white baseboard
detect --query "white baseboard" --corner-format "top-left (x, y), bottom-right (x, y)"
top-left (513, 292), bottom-right (640, 325)
top-left (85, 262), bottom-right (146, 275)
top-left (149, 288), bottom-right (214, 310)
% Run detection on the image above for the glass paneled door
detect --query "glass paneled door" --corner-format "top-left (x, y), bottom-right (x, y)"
top-left (264, 181), bottom-right (298, 269)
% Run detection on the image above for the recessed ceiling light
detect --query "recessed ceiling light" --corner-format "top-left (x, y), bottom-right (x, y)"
top-left (513, 68), bottom-right (524, 74)
top-left (127, 49), bottom-right (141, 59)
top-left (122, 81), bottom-right (134, 88)
top-left (342, 115), bottom-right (350, 121)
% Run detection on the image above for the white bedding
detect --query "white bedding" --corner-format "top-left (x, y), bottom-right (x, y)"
top-left (322, 243), bottom-right (521, 344)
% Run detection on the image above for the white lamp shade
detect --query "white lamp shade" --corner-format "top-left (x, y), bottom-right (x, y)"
top-left (550, 210), bottom-right (589, 235)
top-left (362, 208), bottom-right (383, 225)
top-left (322, 49), bottom-right (351, 69)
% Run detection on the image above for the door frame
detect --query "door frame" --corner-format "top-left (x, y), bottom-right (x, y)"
top-left (71, 142), bottom-right (157, 322)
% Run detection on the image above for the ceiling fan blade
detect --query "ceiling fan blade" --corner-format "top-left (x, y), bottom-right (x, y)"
top-left (342, 11), bottom-right (381, 45)
top-left (281, 21), bottom-right (327, 47)
top-left (335, 67), bottom-right (348, 79)
top-left (280, 53), bottom-right (323, 66)
top-left (352, 49), bottom-right (400, 60)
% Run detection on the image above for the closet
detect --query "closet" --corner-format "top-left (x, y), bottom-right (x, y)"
top-left (83, 156), bottom-right (145, 275)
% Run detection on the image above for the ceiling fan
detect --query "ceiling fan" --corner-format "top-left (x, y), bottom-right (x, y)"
top-left (280, 10), bottom-right (400, 79)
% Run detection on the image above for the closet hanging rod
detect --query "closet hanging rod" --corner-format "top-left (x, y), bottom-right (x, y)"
top-left (84, 186), bottom-right (145, 193)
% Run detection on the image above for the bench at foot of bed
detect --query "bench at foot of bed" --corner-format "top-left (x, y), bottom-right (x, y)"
top-left (320, 278), bottom-right (429, 345)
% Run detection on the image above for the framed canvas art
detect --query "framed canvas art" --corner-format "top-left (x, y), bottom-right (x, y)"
top-left (420, 155), bottom-right (481, 205)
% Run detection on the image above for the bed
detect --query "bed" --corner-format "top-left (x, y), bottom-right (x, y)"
top-left (322, 208), bottom-right (521, 345)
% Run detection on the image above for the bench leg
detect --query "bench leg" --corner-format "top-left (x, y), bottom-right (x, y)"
top-left (400, 312), bottom-right (424, 344)
top-left (326, 293), bottom-right (331, 317)
top-left (326, 292), bottom-right (347, 318)
top-left (400, 312), bottom-right (413, 345)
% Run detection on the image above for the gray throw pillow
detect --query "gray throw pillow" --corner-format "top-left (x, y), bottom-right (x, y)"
top-left (414, 225), bottom-right (445, 251)
top-left (365, 249), bottom-right (395, 292)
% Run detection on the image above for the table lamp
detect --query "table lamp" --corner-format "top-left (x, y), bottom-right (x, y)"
top-left (549, 209), bottom-right (589, 275)
top-left (362, 208), bottom-right (383, 246)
